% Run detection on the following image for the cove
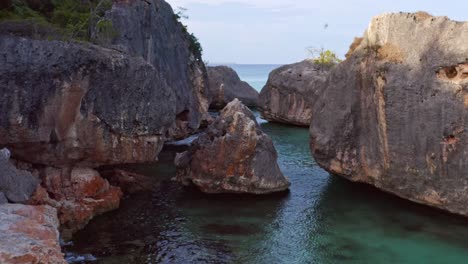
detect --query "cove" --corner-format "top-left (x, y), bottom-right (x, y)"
top-left (65, 113), bottom-right (468, 264)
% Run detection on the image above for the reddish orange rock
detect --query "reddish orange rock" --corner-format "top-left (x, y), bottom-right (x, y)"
top-left (0, 204), bottom-right (66, 264)
top-left (29, 167), bottom-right (123, 238)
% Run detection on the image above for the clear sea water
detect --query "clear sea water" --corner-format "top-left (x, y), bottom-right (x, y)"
top-left (66, 65), bottom-right (468, 264)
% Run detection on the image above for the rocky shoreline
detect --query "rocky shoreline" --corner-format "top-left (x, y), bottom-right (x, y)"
top-left (0, 0), bottom-right (467, 262)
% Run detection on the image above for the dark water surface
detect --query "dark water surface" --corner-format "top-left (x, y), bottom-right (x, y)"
top-left (66, 116), bottom-right (468, 264)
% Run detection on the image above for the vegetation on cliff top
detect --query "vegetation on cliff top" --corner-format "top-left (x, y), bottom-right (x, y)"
top-left (174, 6), bottom-right (203, 58)
top-left (0, 0), bottom-right (115, 41)
top-left (307, 47), bottom-right (342, 66)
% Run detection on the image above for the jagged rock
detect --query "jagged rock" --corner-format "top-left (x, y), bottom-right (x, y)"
top-left (259, 60), bottom-right (330, 126)
top-left (97, 0), bottom-right (210, 138)
top-left (0, 148), bottom-right (39, 203)
top-left (0, 204), bottom-right (66, 264)
top-left (207, 66), bottom-right (259, 109)
top-left (175, 99), bottom-right (290, 194)
top-left (27, 167), bottom-right (122, 238)
top-left (309, 12), bottom-right (468, 216)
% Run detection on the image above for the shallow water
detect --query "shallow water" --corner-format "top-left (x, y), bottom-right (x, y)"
top-left (66, 116), bottom-right (468, 264)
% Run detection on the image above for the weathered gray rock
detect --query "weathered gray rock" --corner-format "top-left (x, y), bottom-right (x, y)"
top-left (96, 0), bottom-right (210, 138)
top-left (0, 204), bottom-right (66, 264)
top-left (0, 148), bottom-right (39, 203)
top-left (259, 60), bottom-right (330, 126)
top-left (207, 66), bottom-right (259, 109)
top-left (309, 12), bottom-right (468, 216)
top-left (0, 192), bottom-right (7, 204)
top-left (0, 36), bottom-right (173, 167)
top-left (175, 99), bottom-right (290, 194)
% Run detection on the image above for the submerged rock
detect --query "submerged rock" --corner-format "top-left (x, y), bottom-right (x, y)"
top-left (259, 60), bottom-right (330, 126)
top-left (0, 148), bottom-right (39, 203)
top-left (207, 66), bottom-right (259, 109)
top-left (0, 204), bottom-right (66, 264)
top-left (309, 12), bottom-right (468, 216)
top-left (175, 99), bottom-right (290, 194)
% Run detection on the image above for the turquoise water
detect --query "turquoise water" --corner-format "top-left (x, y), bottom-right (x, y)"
top-left (66, 65), bottom-right (468, 264)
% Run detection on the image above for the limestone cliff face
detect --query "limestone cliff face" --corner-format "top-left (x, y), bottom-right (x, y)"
top-left (309, 12), bottom-right (468, 216)
top-left (96, 0), bottom-right (210, 138)
top-left (0, 36), bottom-right (173, 167)
top-left (0, 0), bottom-right (210, 236)
top-left (259, 60), bottom-right (330, 126)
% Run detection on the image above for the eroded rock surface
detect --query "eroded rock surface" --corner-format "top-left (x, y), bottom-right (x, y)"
top-left (175, 99), bottom-right (290, 194)
top-left (0, 36), bottom-right (173, 167)
top-left (0, 204), bottom-right (66, 264)
top-left (309, 12), bottom-right (468, 216)
top-left (27, 167), bottom-right (122, 238)
top-left (259, 60), bottom-right (330, 126)
top-left (207, 66), bottom-right (259, 109)
top-left (97, 0), bottom-right (210, 138)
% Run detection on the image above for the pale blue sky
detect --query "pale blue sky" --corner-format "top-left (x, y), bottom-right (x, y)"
top-left (166, 0), bottom-right (467, 64)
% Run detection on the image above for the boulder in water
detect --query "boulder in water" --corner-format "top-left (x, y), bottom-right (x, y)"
top-left (259, 60), bottom-right (330, 126)
top-left (309, 12), bottom-right (468, 216)
top-left (175, 99), bottom-right (290, 194)
top-left (207, 66), bottom-right (259, 109)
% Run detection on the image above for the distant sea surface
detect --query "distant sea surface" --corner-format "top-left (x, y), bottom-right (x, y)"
top-left (213, 64), bottom-right (283, 91)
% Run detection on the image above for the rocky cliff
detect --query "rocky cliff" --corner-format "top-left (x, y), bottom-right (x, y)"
top-left (95, 0), bottom-right (210, 138)
top-left (309, 12), bottom-right (468, 216)
top-left (0, 0), bottom-right (210, 237)
top-left (207, 66), bottom-right (259, 109)
top-left (259, 60), bottom-right (330, 126)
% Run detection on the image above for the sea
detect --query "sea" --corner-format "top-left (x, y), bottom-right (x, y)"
top-left (65, 64), bottom-right (468, 264)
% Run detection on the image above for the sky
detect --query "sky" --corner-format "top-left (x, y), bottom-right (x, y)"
top-left (166, 0), bottom-right (468, 64)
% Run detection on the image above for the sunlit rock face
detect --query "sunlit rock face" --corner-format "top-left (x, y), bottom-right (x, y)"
top-left (207, 66), bottom-right (259, 109)
top-left (175, 99), bottom-right (290, 194)
top-left (259, 60), bottom-right (330, 127)
top-left (309, 12), bottom-right (468, 216)
top-left (0, 204), bottom-right (66, 264)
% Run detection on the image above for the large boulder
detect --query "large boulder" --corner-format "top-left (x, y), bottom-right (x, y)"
top-left (309, 12), bottom-right (468, 216)
top-left (207, 66), bottom-right (259, 109)
top-left (175, 99), bottom-right (290, 194)
top-left (0, 36), bottom-right (174, 167)
top-left (259, 60), bottom-right (330, 126)
top-left (0, 148), bottom-right (39, 203)
top-left (0, 204), bottom-right (66, 264)
top-left (96, 0), bottom-right (210, 138)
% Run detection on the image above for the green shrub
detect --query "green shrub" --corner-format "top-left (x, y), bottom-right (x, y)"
top-left (0, 0), bottom-right (115, 41)
top-left (307, 47), bottom-right (342, 66)
top-left (189, 33), bottom-right (203, 57)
